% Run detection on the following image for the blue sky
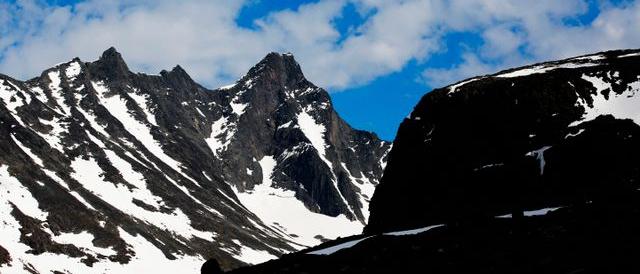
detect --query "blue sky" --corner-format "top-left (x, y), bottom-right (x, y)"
top-left (1, 0), bottom-right (640, 140)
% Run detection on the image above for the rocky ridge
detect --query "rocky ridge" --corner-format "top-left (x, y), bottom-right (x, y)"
top-left (0, 48), bottom-right (389, 273)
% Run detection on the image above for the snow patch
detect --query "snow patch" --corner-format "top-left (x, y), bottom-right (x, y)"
top-left (205, 115), bottom-right (235, 157)
top-left (474, 162), bottom-right (504, 171)
top-left (384, 224), bottom-right (444, 236)
top-left (30, 86), bottom-right (48, 103)
top-left (65, 62), bottom-right (82, 81)
top-left (202, 171), bottom-right (213, 181)
top-left (47, 70), bottom-right (71, 114)
top-left (127, 88), bottom-right (158, 126)
top-left (565, 129), bottom-right (585, 138)
top-left (92, 81), bottom-right (200, 187)
top-left (526, 146), bottom-right (552, 175)
top-left (234, 156), bottom-right (362, 247)
top-left (298, 112), bottom-right (344, 179)
top-left (341, 163), bottom-right (375, 221)
top-left (76, 105), bottom-right (110, 137)
top-left (228, 239), bottom-right (277, 265)
top-left (0, 165), bottom-right (48, 220)
top-left (195, 107), bottom-right (206, 118)
top-left (230, 101), bottom-right (248, 116)
top-left (36, 117), bottom-right (67, 152)
top-left (496, 207), bottom-right (563, 218)
top-left (277, 120), bottom-right (294, 129)
top-left (619, 52), bottom-right (640, 58)
top-left (219, 83), bottom-right (237, 90)
top-left (0, 80), bottom-right (29, 126)
top-left (297, 110), bottom-right (354, 215)
top-left (448, 78), bottom-right (481, 94)
top-left (572, 54), bottom-right (606, 62)
top-left (11, 134), bottom-right (44, 167)
top-left (70, 156), bottom-right (215, 241)
top-left (42, 169), bottom-right (96, 211)
top-left (307, 236), bottom-right (372, 255)
top-left (50, 231), bottom-right (116, 256)
top-left (570, 74), bottom-right (640, 126)
top-left (495, 62), bottom-right (599, 78)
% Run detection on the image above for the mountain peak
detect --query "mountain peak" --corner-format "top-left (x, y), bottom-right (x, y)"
top-left (92, 47), bottom-right (130, 79)
top-left (99, 47), bottom-right (127, 66)
top-left (244, 52), bottom-right (306, 88)
top-left (159, 64), bottom-right (197, 88)
top-left (171, 64), bottom-right (187, 74)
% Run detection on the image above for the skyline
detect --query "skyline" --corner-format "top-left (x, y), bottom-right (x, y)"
top-left (2, 0), bottom-right (639, 139)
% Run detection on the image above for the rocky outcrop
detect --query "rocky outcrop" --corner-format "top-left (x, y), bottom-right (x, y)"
top-left (366, 49), bottom-right (640, 234)
top-left (0, 244), bottom-right (10, 266)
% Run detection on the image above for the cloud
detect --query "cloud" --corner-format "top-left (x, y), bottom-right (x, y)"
top-left (1, 0), bottom-right (443, 90)
top-left (1, 0), bottom-right (639, 91)
top-left (297, 0), bottom-right (443, 88)
top-left (0, 0), bottom-right (256, 85)
top-left (420, 0), bottom-right (640, 88)
top-left (422, 53), bottom-right (497, 88)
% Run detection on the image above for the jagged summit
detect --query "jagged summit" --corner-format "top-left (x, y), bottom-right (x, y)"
top-left (159, 64), bottom-right (199, 91)
top-left (91, 46), bottom-right (131, 80)
top-left (237, 52), bottom-right (307, 90)
top-left (98, 47), bottom-right (126, 65)
top-left (170, 64), bottom-right (189, 75)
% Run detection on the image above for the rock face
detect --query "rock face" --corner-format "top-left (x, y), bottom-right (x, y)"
top-left (214, 52), bottom-right (390, 227)
top-left (0, 48), bottom-right (389, 273)
top-left (226, 48), bottom-right (640, 274)
top-left (366, 48), bottom-right (640, 233)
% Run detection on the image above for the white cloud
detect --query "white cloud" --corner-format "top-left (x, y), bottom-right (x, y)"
top-left (420, 0), bottom-right (640, 88)
top-left (422, 53), bottom-right (497, 88)
top-left (1, 0), bottom-right (639, 91)
top-left (3, 0), bottom-right (437, 90)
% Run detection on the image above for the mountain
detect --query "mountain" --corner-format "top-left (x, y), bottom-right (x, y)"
top-left (0, 48), bottom-right (390, 273)
top-left (226, 48), bottom-right (640, 273)
top-left (366, 48), bottom-right (640, 233)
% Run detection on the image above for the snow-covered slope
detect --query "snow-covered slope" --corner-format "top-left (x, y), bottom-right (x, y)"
top-left (0, 48), bottom-right (390, 272)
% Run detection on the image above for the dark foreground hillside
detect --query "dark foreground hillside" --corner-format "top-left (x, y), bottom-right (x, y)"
top-left (226, 197), bottom-right (640, 273)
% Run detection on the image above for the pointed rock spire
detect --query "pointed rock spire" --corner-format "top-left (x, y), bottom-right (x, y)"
top-left (244, 52), bottom-right (307, 89)
top-left (92, 47), bottom-right (131, 80)
top-left (160, 64), bottom-right (199, 90)
top-left (161, 64), bottom-right (192, 80)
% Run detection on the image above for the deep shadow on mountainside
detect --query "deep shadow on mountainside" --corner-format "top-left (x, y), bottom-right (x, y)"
top-left (220, 48), bottom-right (640, 273)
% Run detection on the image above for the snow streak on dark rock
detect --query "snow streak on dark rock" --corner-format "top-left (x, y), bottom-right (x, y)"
top-left (0, 48), bottom-right (389, 273)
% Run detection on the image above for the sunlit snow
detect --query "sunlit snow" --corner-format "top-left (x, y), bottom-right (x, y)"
top-left (571, 74), bottom-right (640, 126)
top-left (234, 156), bottom-right (362, 248)
top-left (297, 110), bottom-right (353, 214)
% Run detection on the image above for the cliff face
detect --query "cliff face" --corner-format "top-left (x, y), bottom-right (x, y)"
top-left (366, 49), bottom-right (640, 233)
